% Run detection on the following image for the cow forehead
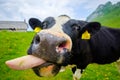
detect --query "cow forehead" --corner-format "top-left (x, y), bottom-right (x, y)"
top-left (55, 15), bottom-right (70, 25)
top-left (49, 15), bottom-right (70, 32)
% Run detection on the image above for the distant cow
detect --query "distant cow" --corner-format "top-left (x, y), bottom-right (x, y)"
top-left (28, 15), bottom-right (120, 80)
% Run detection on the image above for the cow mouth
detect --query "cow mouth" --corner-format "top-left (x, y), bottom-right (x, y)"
top-left (32, 62), bottom-right (61, 77)
top-left (31, 39), bottom-right (72, 77)
top-left (32, 42), bottom-right (70, 77)
top-left (5, 55), bottom-right (61, 77)
top-left (5, 41), bottom-right (71, 78)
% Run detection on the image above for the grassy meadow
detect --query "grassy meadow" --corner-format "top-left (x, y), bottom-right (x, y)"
top-left (0, 30), bottom-right (120, 80)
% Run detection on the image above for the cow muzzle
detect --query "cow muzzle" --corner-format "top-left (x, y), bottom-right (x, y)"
top-left (28, 30), bottom-right (72, 77)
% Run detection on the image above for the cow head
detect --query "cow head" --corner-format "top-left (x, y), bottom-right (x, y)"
top-left (27, 15), bottom-right (101, 77)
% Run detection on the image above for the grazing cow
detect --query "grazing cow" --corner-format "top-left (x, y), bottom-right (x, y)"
top-left (28, 15), bottom-right (120, 80)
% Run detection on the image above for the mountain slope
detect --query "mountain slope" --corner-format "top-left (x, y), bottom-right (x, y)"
top-left (86, 1), bottom-right (120, 28)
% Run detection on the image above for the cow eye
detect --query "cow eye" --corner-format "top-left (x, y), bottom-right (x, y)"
top-left (72, 24), bottom-right (80, 30)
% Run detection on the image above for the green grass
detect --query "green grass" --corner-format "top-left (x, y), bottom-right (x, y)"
top-left (0, 31), bottom-right (120, 80)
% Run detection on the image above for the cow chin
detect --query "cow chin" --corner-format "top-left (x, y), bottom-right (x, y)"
top-left (32, 62), bottom-right (61, 77)
top-left (30, 47), bottom-right (71, 77)
top-left (31, 51), bottom-right (71, 77)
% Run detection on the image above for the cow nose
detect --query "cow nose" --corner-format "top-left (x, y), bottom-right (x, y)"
top-left (38, 32), bottom-right (67, 53)
top-left (35, 31), bottom-right (71, 54)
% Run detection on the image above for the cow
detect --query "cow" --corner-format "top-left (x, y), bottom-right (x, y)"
top-left (6, 15), bottom-right (120, 80)
top-left (27, 15), bottom-right (120, 80)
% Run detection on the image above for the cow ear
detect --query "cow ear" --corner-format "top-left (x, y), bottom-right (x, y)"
top-left (81, 22), bottom-right (101, 40)
top-left (29, 18), bottom-right (42, 32)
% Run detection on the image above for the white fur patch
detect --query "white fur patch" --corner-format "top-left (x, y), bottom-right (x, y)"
top-left (73, 69), bottom-right (82, 80)
top-left (50, 15), bottom-right (70, 33)
top-left (60, 66), bottom-right (65, 72)
top-left (116, 58), bottom-right (120, 73)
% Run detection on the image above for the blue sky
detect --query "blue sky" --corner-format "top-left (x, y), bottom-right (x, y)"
top-left (0, 0), bottom-right (119, 22)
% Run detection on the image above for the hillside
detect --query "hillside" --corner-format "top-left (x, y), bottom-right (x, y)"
top-left (86, 1), bottom-right (120, 28)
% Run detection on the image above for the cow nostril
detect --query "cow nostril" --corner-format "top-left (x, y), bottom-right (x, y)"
top-left (35, 35), bottom-right (40, 44)
top-left (58, 42), bottom-right (66, 48)
top-left (56, 41), bottom-right (67, 53)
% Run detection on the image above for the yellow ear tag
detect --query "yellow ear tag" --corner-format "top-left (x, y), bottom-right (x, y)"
top-left (34, 27), bottom-right (42, 32)
top-left (81, 30), bottom-right (91, 40)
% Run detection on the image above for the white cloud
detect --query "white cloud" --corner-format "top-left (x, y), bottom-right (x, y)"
top-left (19, 0), bottom-right (74, 20)
top-left (0, 0), bottom-right (119, 21)
top-left (0, 0), bottom-right (74, 20)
